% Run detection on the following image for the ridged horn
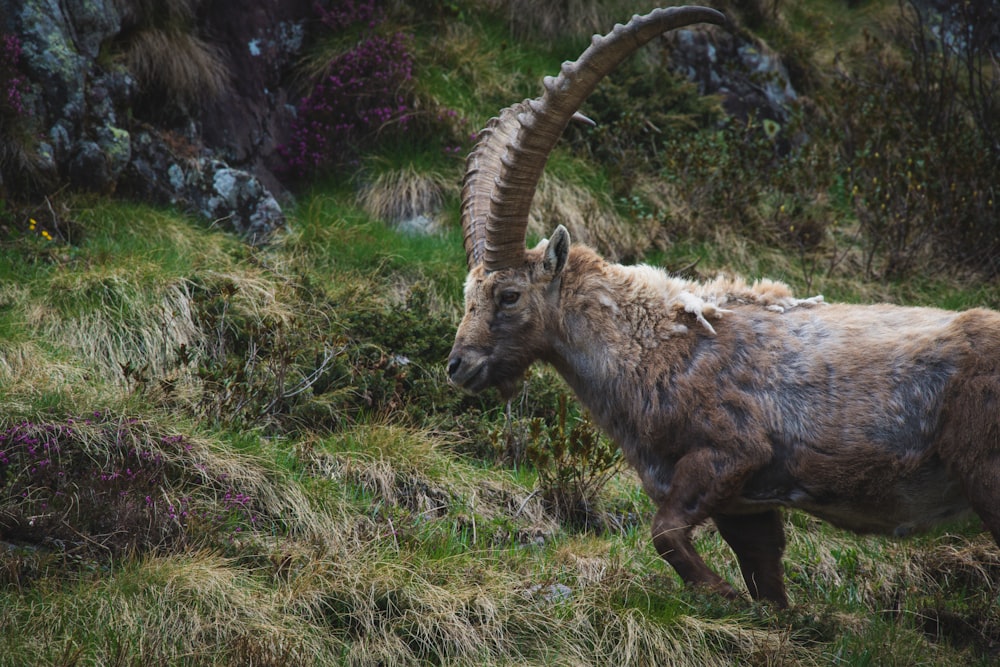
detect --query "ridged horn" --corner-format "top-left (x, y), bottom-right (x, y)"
top-left (461, 5), bottom-right (727, 272)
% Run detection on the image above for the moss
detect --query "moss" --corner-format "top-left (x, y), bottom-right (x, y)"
top-left (102, 125), bottom-right (131, 173)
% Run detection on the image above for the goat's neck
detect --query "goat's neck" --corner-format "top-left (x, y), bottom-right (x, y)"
top-left (543, 252), bottom-right (700, 429)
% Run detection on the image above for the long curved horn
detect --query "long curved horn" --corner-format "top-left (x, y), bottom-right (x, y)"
top-left (462, 5), bottom-right (726, 272)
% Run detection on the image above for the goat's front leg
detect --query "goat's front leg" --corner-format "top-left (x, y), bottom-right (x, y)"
top-left (651, 449), bottom-right (745, 600)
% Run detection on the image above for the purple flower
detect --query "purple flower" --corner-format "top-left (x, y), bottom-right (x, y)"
top-left (0, 33), bottom-right (26, 117)
top-left (278, 21), bottom-right (415, 177)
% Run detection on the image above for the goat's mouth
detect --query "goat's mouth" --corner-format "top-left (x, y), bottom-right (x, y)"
top-left (448, 358), bottom-right (525, 401)
top-left (447, 354), bottom-right (490, 395)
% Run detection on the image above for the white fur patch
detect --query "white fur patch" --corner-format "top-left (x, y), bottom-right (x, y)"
top-left (764, 294), bottom-right (825, 313)
top-left (597, 292), bottom-right (619, 312)
top-left (677, 291), bottom-right (732, 336)
top-left (627, 263), bottom-right (824, 335)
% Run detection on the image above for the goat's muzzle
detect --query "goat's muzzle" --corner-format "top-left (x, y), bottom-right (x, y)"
top-left (446, 349), bottom-right (488, 395)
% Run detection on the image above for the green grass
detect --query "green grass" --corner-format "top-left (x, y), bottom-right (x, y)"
top-left (2, 1), bottom-right (999, 664)
top-left (2, 195), bottom-right (996, 665)
top-left (285, 188), bottom-right (467, 298)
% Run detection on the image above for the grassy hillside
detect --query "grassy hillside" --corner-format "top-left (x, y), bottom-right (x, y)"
top-left (2, 1), bottom-right (999, 665)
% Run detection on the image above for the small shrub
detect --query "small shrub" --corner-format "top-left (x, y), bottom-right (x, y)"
top-left (655, 112), bottom-right (834, 252)
top-left (570, 55), bottom-right (835, 261)
top-left (571, 55), bottom-right (722, 198)
top-left (184, 273), bottom-right (472, 432)
top-left (337, 283), bottom-right (472, 423)
top-left (523, 394), bottom-right (622, 529)
top-left (185, 273), bottom-right (343, 432)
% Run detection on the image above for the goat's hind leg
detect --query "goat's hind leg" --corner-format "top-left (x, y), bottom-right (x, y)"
top-left (957, 456), bottom-right (1000, 546)
top-left (713, 510), bottom-right (788, 607)
top-left (936, 356), bottom-right (1000, 547)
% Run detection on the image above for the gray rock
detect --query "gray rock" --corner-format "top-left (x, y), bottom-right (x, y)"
top-left (68, 140), bottom-right (110, 192)
top-left (120, 138), bottom-right (285, 243)
top-left (396, 214), bottom-right (440, 236)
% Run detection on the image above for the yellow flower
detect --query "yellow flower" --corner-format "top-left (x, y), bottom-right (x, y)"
top-left (28, 218), bottom-right (36, 230)
top-left (41, 230), bottom-right (52, 241)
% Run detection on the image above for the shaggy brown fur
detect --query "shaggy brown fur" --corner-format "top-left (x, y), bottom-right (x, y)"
top-left (449, 231), bottom-right (1000, 606)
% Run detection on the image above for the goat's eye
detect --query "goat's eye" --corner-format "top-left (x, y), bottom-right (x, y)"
top-left (499, 290), bottom-right (520, 306)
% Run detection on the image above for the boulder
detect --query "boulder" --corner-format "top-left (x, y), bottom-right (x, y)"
top-left (0, 0), bottom-right (312, 243)
top-left (666, 25), bottom-right (799, 129)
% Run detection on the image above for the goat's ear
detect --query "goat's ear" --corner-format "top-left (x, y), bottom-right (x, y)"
top-left (544, 225), bottom-right (570, 276)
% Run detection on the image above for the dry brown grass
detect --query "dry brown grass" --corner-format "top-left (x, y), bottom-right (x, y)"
top-left (10, 551), bottom-right (345, 665)
top-left (37, 275), bottom-right (200, 384)
top-left (114, 0), bottom-right (202, 28)
top-left (530, 172), bottom-right (648, 262)
top-left (124, 27), bottom-right (229, 111)
top-left (486, 0), bottom-right (644, 41)
top-left (357, 164), bottom-right (457, 232)
top-left (0, 339), bottom-right (90, 412)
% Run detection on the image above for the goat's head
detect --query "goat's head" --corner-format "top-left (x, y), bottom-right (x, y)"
top-left (448, 227), bottom-right (571, 398)
top-left (447, 6), bottom-right (726, 398)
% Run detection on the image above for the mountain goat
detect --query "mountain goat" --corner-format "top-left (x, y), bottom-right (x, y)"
top-left (446, 6), bottom-right (1000, 607)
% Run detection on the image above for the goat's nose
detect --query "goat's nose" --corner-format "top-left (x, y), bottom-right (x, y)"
top-left (447, 356), bottom-right (461, 378)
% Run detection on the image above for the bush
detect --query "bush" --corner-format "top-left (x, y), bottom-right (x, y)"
top-left (571, 55), bottom-right (722, 198)
top-left (833, 1), bottom-right (1000, 279)
top-left (183, 272), bottom-right (476, 433)
top-left (183, 272), bottom-right (346, 432)
top-left (523, 394), bottom-right (622, 529)
top-left (280, 6), bottom-right (415, 178)
top-left (0, 414), bottom-right (262, 570)
top-left (569, 53), bottom-right (835, 262)
top-left (336, 283), bottom-right (479, 423)
top-left (0, 34), bottom-right (26, 121)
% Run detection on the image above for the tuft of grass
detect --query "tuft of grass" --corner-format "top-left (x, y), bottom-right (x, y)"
top-left (38, 271), bottom-right (200, 384)
top-left (357, 162), bottom-right (457, 232)
top-left (0, 413), bottom-right (328, 573)
top-left (123, 28), bottom-right (229, 114)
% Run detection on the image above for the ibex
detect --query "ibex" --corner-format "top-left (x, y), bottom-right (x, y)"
top-left (447, 5), bottom-right (1000, 606)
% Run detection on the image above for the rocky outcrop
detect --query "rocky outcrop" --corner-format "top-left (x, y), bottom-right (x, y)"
top-left (666, 25), bottom-right (799, 129)
top-left (0, 0), bottom-right (312, 243)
